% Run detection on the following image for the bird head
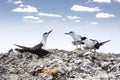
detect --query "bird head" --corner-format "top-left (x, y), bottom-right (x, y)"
top-left (65, 31), bottom-right (75, 35)
top-left (43, 30), bottom-right (53, 37)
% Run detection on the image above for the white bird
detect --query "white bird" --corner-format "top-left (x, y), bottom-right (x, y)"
top-left (81, 37), bottom-right (111, 52)
top-left (65, 31), bottom-right (84, 49)
top-left (41, 30), bottom-right (53, 49)
top-left (14, 30), bottom-right (53, 57)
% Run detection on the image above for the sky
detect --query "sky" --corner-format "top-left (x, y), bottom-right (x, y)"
top-left (0, 0), bottom-right (120, 53)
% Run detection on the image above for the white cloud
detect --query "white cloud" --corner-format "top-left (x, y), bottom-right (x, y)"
top-left (115, 0), bottom-right (120, 2)
top-left (23, 19), bottom-right (43, 23)
top-left (38, 12), bottom-right (62, 18)
top-left (67, 16), bottom-right (80, 20)
top-left (96, 12), bottom-right (115, 18)
top-left (89, 22), bottom-right (98, 25)
top-left (91, 0), bottom-right (111, 3)
top-left (23, 16), bottom-right (43, 23)
top-left (67, 16), bottom-right (80, 22)
top-left (13, 0), bottom-right (23, 4)
top-left (23, 16), bottom-right (40, 20)
top-left (74, 20), bottom-right (80, 22)
top-left (12, 5), bottom-right (38, 13)
top-left (71, 5), bottom-right (101, 12)
top-left (19, 4), bottom-right (24, 7)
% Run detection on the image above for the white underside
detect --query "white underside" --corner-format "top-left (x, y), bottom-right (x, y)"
top-left (82, 39), bottom-right (97, 49)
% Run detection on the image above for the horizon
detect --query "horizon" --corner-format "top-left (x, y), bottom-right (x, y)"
top-left (0, 0), bottom-right (120, 53)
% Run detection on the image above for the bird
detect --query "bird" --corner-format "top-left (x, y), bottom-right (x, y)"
top-left (14, 30), bottom-right (52, 57)
top-left (65, 31), bottom-right (84, 49)
top-left (81, 37), bottom-right (111, 52)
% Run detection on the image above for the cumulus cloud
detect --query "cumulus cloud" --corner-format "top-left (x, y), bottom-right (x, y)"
top-left (67, 16), bottom-right (80, 20)
top-left (67, 16), bottom-right (80, 22)
top-left (23, 19), bottom-right (43, 23)
top-left (74, 20), bottom-right (80, 22)
top-left (38, 12), bottom-right (62, 18)
top-left (91, 0), bottom-right (111, 3)
top-left (13, 0), bottom-right (23, 4)
top-left (11, 5), bottom-right (38, 13)
top-left (115, 0), bottom-right (120, 2)
top-left (96, 12), bottom-right (115, 18)
top-left (89, 22), bottom-right (98, 25)
top-left (19, 4), bottom-right (24, 7)
top-left (23, 16), bottom-right (43, 23)
top-left (23, 16), bottom-right (40, 20)
top-left (71, 5), bottom-right (101, 12)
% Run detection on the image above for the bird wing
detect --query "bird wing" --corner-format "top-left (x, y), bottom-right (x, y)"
top-left (14, 44), bottom-right (31, 50)
top-left (14, 48), bottom-right (30, 52)
top-left (31, 42), bottom-right (43, 50)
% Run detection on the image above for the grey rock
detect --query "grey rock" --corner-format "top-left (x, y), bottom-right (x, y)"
top-left (0, 49), bottom-right (120, 80)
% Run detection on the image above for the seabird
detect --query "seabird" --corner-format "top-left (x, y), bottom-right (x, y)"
top-left (14, 30), bottom-right (52, 57)
top-left (81, 37), bottom-right (111, 52)
top-left (65, 31), bottom-right (84, 49)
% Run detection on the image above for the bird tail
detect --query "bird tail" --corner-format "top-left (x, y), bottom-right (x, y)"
top-left (99, 40), bottom-right (111, 46)
top-left (14, 44), bottom-right (31, 50)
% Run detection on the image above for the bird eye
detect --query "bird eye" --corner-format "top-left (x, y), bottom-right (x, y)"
top-left (70, 31), bottom-right (73, 33)
top-left (43, 32), bottom-right (48, 35)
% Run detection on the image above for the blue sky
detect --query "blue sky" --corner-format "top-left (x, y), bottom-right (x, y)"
top-left (0, 0), bottom-right (120, 53)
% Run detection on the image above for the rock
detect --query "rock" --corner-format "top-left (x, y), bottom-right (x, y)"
top-left (0, 49), bottom-right (120, 80)
top-left (0, 66), bottom-right (7, 74)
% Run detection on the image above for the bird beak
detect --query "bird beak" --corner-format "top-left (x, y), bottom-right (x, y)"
top-left (48, 30), bottom-right (53, 34)
top-left (64, 33), bottom-right (70, 35)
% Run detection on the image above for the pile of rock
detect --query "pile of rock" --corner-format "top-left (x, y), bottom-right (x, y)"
top-left (0, 49), bottom-right (120, 80)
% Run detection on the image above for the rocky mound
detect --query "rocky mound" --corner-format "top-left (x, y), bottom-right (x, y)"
top-left (0, 49), bottom-right (120, 80)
